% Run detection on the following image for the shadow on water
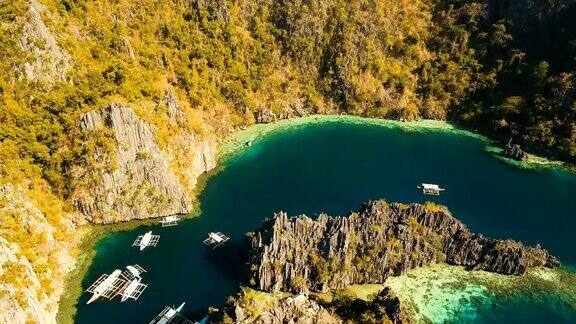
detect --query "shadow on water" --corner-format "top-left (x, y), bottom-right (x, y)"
top-left (183, 240), bottom-right (252, 320)
top-left (203, 240), bottom-right (252, 284)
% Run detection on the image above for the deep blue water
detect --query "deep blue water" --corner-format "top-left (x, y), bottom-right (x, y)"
top-left (73, 121), bottom-right (576, 323)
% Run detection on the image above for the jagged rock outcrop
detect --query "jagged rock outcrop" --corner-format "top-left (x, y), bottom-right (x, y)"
top-left (167, 131), bottom-right (216, 191)
top-left (504, 142), bottom-right (528, 160)
top-left (256, 109), bottom-right (278, 124)
top-left (0, 184), bottom-right (76, 324)
top-left (212, 287), bottom-right (411, 323)
top-left (215, 293), bottom-right (340, 324)
top-left (73, 99), bottom-right (216, 223)
top-left (74, 104), bottom-right (192, 223)
top-left (163, 91), bottom-right (185, 122)
top-left (250, 201), bottom-right (558, 293)
top-left (255, 103), bottom-right (314, 124)
top-left (252, 295), bottom-right (338, 324)
top-left (18, 0), bottom-right (70, 82)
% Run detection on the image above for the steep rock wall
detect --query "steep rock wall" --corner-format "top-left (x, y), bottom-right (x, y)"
top-left (250, 201), bottom-right (558, 293)
top-left (74, 104), bottom-right (192, 223)
top-left (18, 0), bottom-right (70, 82)
top-left (73, 98), bottom-right (216, 223)
top-left (0, 184), bottom-right (76, 324)
top-left (163, 92), bottom-right (217, 193)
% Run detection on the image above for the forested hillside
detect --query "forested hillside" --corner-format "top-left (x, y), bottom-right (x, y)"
top-left (443, 0), bottom-right (576, 160)
top-left (0, 0), bottom-right (575, 322)
top-left (2, 0), bottom-right (575, 194)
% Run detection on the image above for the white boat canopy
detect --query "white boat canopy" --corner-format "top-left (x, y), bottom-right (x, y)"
top-left (120, 278), bottom-right (147, 302)
top-left (159, 216), bottom-right (180, 227)
top-left (203, 232), bottom-right (230, 249)
top-left (122, 264), bottom-right (146, 280)
top-left (149, 302), bottom-right (190, 324)
top-left (419, 183), bottom-right (445, 195)
top-left (133, 231), bottom-right (160, 250)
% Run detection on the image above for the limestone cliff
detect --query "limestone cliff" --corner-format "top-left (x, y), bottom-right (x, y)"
top-left (162, 92), bottom-right (217, 193)
top-left (73, 99), bottom-right (215, 223)
top-left (255, 103), bottom-right (315, 124)
top-left (249, 201), bottom-right (558, 293)
top-left (73, 103), bottom-right (191, 223)
top-left (0, 184), bottom-right (77, 324)
top-left (17, 0), bottom-right (70, 82)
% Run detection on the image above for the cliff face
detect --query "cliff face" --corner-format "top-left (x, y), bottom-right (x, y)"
top-left (162, 92), bottom-right (217, 192)
top-left (250, 201), bottom-right (558, 293)
top-left (74, 103), bottom-right (192, 223)
top-left (0, 184), bottom-right (77, 324)
top-left (18, 0), bottom-right (70, 82)
top-left (73, 99), bottom-right (216, 224)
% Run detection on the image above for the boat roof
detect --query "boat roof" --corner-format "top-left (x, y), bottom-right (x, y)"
top-left (422, 183), bottom-right (440, 189)
top-left (209, 232), bottom-right (220, 237)
top-left (165, 309), bottom-right (176, 318)
top-left (126, 265), bottom-right (140, 276)
top-left (150, 305), bottom-right (191, 324)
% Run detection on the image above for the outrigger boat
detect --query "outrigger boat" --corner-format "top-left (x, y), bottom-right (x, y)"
top-left (85, 265), bottom-right (149, 304)
top-left (86, 269), bottom-right (124, 304)
top-left (149, 302), bottom-right (191, 324)
top-left (159, 216), bottom-right (180, 227)
top-left (203, 232), bottom-right (230, 249)
top-left (120, 277), bottom-right (147, 302)
top-left (133, 231), bottom-right (160, 250)
top-left (418, 183), bottom-right (445, 195)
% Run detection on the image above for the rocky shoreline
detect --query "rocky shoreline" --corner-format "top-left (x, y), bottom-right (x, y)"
top-left (212, 200), bottom-right (558, 323)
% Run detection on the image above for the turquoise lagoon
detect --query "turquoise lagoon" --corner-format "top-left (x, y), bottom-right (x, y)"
top-left (73, 117), bottom-right (576, 323)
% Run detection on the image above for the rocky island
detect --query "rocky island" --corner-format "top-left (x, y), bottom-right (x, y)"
top-left (212, 200), bottom-right (558, 323)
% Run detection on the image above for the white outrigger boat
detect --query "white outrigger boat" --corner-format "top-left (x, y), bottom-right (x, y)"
top-left (418, 183), bottom-right (445, 195)
top-left (159, 216), bottom-right (180, 227)
top-left (133, 231), bottom-right (160, 250)
top-left (203, 232), bottom-right (230, 249)
top-left (86, 265), bottom-right (148, 304)
top-left (120, 277), bottom-right (147, 302)
top-left (149, 302), bottom-right (191, 324)
top-left (86, 269), bottom-right (125, 304)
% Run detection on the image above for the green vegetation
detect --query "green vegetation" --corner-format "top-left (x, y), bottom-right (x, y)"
top-left (333, 284), bottom-right (386, 301)
top-left (221, 287), bottom-right (287, 320)
top-left (441, 1), bottom-right (576, 161)
top-left (328, 287), bottom-right (401, 323)
top-left (424, 201), bottom-right (447, 213)
top-left (309, 251), bottom-right (331, 283)
top-left (0, 0), bottom-right (575, 318)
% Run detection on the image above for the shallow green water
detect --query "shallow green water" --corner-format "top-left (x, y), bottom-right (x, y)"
top-left (74, 120), bottom-right (576, 323)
